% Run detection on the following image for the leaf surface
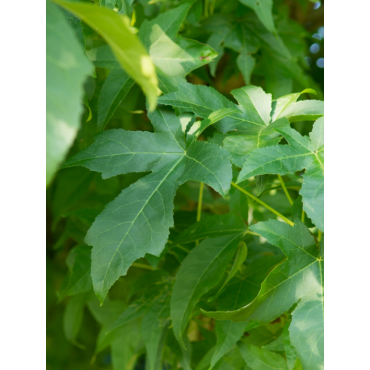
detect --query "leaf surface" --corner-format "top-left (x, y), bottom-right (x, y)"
top-left (238, 343), bottom-right (288, 370)
top-left (174, 213), bottom-right (247, 245)
top-left (141, 293), bottom-right (171, 370)
top-left (171, 235), bottom-right (241, 346)
top-left (159, 83), bottom-right (322, 168)
top-left (239, 0), bottom-right (276, 34)
top-left (63, 107), bottom-right (233, 302)
top-left (237, 119), bottom-right (324, 230)
top-left (59, 246), bottom-right (92, 300)
top-left (53, 0), bottom-right (158, 110)
top-left (203, 220), bottom-right (324, 370)
top-left (46, 1), bottom-right (93, 185)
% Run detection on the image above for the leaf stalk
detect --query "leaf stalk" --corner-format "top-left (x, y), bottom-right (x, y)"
top-left (231, 182), bottom-right (294, 226)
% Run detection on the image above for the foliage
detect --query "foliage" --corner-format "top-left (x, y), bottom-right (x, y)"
top-left (46, 0), bottom-right (324, 369)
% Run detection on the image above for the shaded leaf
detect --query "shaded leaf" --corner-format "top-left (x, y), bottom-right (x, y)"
top-left (59, 246), bottom-right (92, 301)
top-left (238, 343), bottom-right (288, 370)
top-left (171, 235), bottom-right (241, 346)
top-left (204, 220), bottom-right (324, 370)
top-left (46, 1), bottom-right (93, 186)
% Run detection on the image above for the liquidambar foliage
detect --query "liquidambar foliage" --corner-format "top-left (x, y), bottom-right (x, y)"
top-left (46, 0), bottom-right (324, 369)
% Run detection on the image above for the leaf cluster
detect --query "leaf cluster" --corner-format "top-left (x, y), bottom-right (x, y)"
top-left (46, 1), bottom-right (324, 369)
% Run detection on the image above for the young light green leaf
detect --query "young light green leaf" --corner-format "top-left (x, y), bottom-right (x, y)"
top-left (238, 343), bottom-right (288, 370)
top-left (277, 100), bottom-right (324, 122)
top-left (139, 2), bottom-right (217, 80)
top-left (53, 0), bottom-right (159, 111)
top-left (159, 83), bottom-right (316, 167)
top-left (59, 246), bottom-right (92, 301)
top-left (203, 220), bottom-right (324, 370)
top-left (239, 0), bottom-right (276, 34)
top-left (95, 2), bottom-right (217, 129)
top-left (174, 213), bottom-right (247, 245)
top-left (171, 235), bottom-right (241, 347)
top-left (63, 107), bottom-right (232, 303)
top-left (46, 1), bottom-right (93, 186)
top-left (271, 89), bottom-right (317, 122)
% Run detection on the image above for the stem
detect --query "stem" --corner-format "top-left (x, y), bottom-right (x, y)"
top-left (210, 0), bottom-right (216, 15)
top-left (245, 230), bottom-right (259, 236)
top-left (204, 0), bottom-right (209, 17)
top-left (173, 244), bottom-right (190, 253)
top-left (277, 174), bottom-right (293, 206)
top-left (131, 262), bottom-right (154, 270)
top-left (301, 209), bottom-right (305, 223)
top-left (231, 182), bottom-right (294, 227)
top-left (318, 230), bottom-right (322, 242)
top-left (197, 182), bottom-right (204, 222)
top-left (196, 182), bottom-right (204, 245)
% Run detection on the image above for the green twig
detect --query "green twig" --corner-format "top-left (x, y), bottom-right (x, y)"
top-left (197, 182), bottom-right (204, 222)
top-left (204, 0), bottom-right (209, 17)
top-left (231, 182), bottom-right (294, 227)
top-left (301, 209), bottom-right (305, 223)
top-left (277, 174), bottom-right (293, 206)
top-left (245, 230), bottom-right (259, 236)
top-left (173, 244), bottom-right (190, 253)
top-left (318, 230), bottom-right (322, 242)
top-left (131, 262), bottom-right (154, 270)
top-left (196, 182), bottom-right (204, 245)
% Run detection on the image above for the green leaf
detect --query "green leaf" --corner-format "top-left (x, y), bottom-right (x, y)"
top-left (203, 220), bottom-right (324, 370)
top-left (141, 293), bottom-right (171, 370)
top-left (262, 334), bottom-right (285, 351)
top-left (271, 89), bottom-right (317, 122)
top-left (229, 185), bottom-right (249, 223)
top-left (94, 2), bottom-right (217, 129)
top-left (63, 294), bottom-right (87, 348)
top-left (209, 242), bottom-right (248, 302)
top-left (210, 254), bottom-right (284, 368)
top-left (236, 119), bottom-right (324, 230)
top-left (283, 321), bottom-right (298, 370)
top-left (237, 51), bottom-right (256, 84)
top-left (159, 83), bottom-right (319, 167)
top-left (171, 235), bottom-right (241, 347)
top-left (97, 67), bottom-right (135, 130)
top-left (46, 1), bottom-right (93, 186)
top-left (174, 213), bottom-right (247, 245)
top-left (255, 175), bottom-right (270, 196)
top-left (239, 0), bottom-right (276, 34)
top-left (111, 320), bottom-right (142, 370)
top-left (277, 100), bottom-right (324, 123)
top-left (63, 107), bottom-right (233, 303)
top-left (139, 2), bottom-right (217, 80)
top-left (59, 246), bottom-right (92, 301)
top-left (53, 0), bottom-right (159, 111)
top-left (238, 343), bottom-right (288, 370)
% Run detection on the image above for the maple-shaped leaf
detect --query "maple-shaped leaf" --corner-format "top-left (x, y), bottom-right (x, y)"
top-left (203, 219), bottom-right (324, 370)
top-left (237, 117), bottom-right (324, 231)
top-left (62, 106), bottom-right (234, 303)
top-left (89, 2), bottom-right (217, 130)
top-left (158, 83), bottom-right (323, 167)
